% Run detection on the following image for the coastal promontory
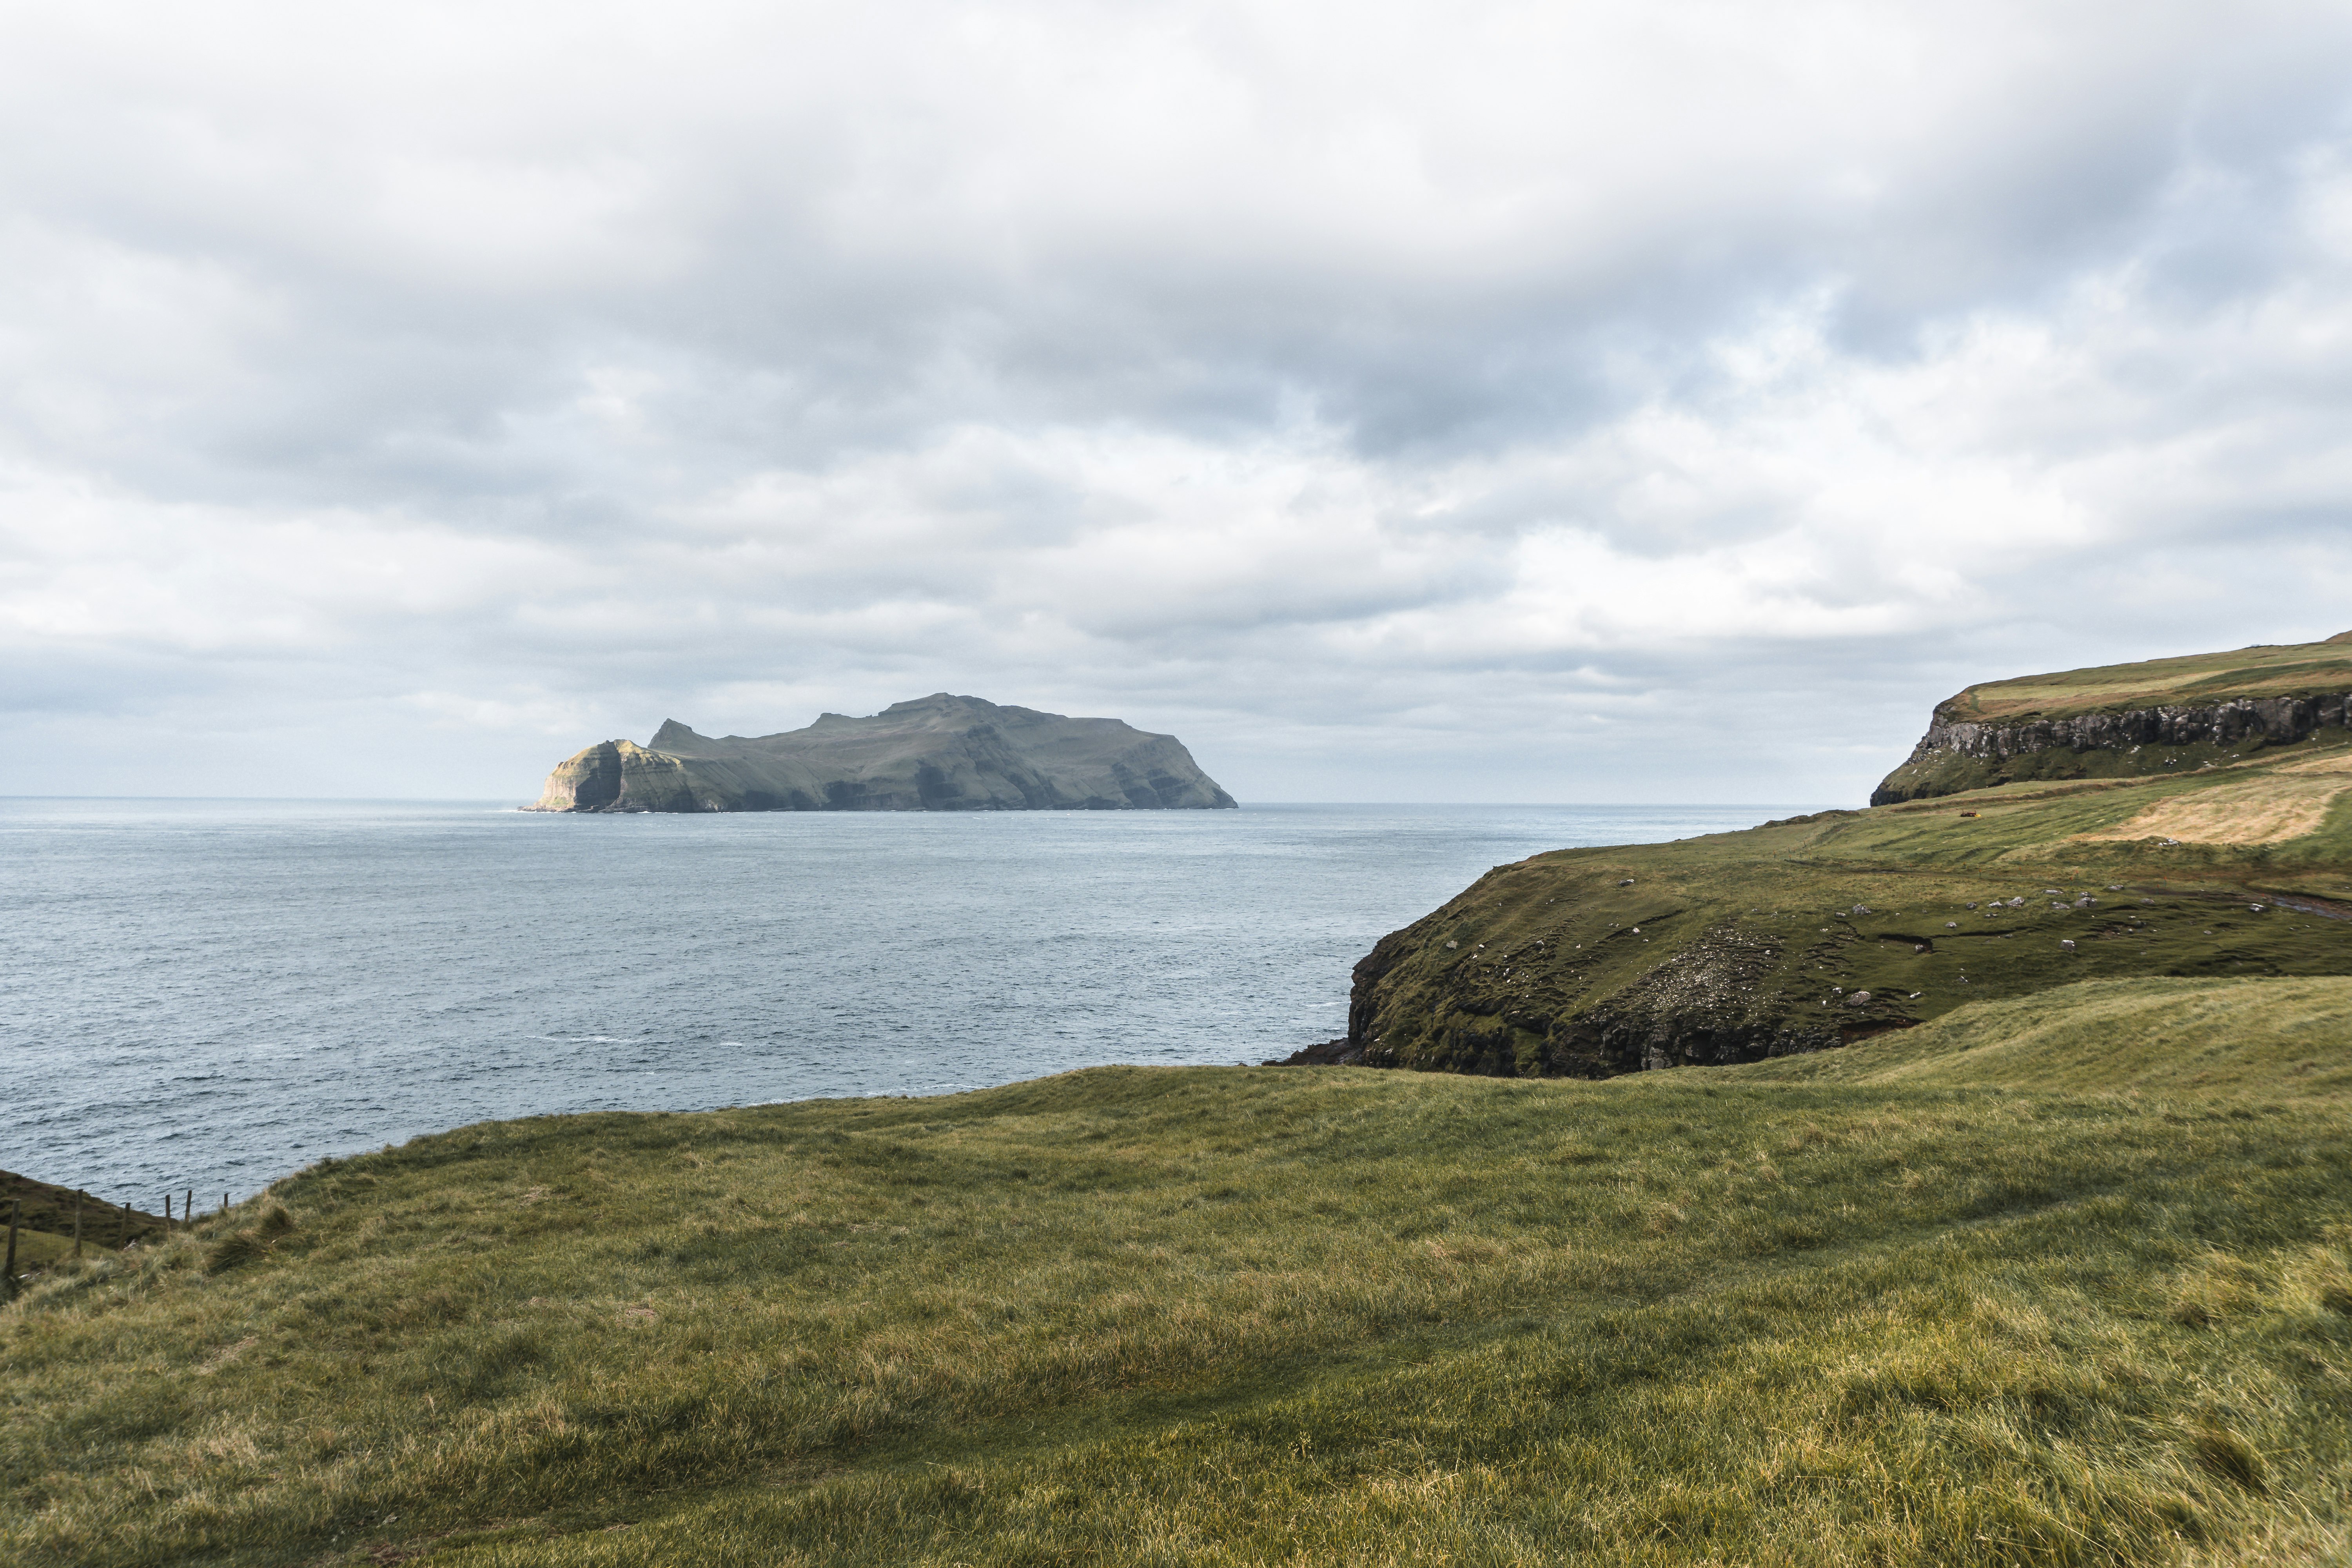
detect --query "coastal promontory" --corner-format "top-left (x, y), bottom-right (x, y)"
top-left (529, 693), bottom-right (1237, 813)
top-left (1870, 630), bottom-right (2352, 805)
top-left (1325, 633), bottom-right (2352, 1078)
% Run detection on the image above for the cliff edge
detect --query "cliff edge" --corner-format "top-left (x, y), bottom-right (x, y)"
top-left (529, 694), bottom-right (1237, 813)
top-left (1870, 632), bottom-right (2352, 805)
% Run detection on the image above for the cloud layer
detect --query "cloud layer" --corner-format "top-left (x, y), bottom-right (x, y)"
top-left (7, 0), bottom-right (2352, 801)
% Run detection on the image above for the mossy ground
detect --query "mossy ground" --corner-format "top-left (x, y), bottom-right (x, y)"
top-left (6, 978), bottom-right (2352, 1565)
top-left (1353, 743), bottom-right (2352, 1074)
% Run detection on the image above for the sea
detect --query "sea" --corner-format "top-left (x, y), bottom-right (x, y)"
top-left (2, 799), bottom-right (1811, 1211)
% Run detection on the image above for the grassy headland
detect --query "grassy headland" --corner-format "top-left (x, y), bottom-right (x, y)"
top-left (1870, 633), bottom-right (2352, 802)
top-left (6, 977), bottom-right (2352, 1565)
top-left (1345, 734), bottom-right (2352, 1075)
top-left (1930, 635), bottom-right (2352, 725)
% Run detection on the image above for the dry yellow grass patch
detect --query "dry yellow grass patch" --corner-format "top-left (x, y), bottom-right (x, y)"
top-left (2080, 754), bottom-right (2352, 844)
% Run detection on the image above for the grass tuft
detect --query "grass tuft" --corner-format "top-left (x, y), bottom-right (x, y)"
top-left (2189, 1421), bottom-right (2268, 1493)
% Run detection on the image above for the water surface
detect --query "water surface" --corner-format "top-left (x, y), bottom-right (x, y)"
top-left (1, 799), bottom-right (1812, 1205)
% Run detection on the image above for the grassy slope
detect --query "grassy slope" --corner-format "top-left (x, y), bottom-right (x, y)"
top-left (1349, 740), bottom-right (2352, 1075)
top-left (1729, 977), bottom-right (2352, 1098)
top-left (6, 981), bottom-right (2352, 1567)
top-left (1, 1172), bottom-right (171, 1251)
top-left (1940, 635), bottom-right (2352, 725)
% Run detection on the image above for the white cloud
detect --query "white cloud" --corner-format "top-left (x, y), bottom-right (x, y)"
top-left (3, 0), bottom-right (2351, 801)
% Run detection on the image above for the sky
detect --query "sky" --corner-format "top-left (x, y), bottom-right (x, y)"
top-left (6, 0), bottom-right (2352, 805)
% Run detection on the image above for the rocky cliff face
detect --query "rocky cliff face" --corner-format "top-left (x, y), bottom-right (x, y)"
top-left (528, 694), bottom-right (1237, 813)
top-left (1871, 693), bottom-right (2352, 804)
top-left (531, 740), bottom-right (707, 812)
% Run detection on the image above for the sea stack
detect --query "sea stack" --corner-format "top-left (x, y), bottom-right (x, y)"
top-left (529, 693), bottom-right (1238, 813)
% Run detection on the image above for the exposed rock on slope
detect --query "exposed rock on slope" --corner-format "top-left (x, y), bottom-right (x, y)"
top-left (1872, 633), bottom-right (2352, 805)
top-left (529, 694), bottom-right (1237, 813)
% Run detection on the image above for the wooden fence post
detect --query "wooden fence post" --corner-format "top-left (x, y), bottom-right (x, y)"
top-left (4, 1198), bottom-right (18, 1299)
top-left (185, 1189), bottom-right (194, 1230)
top-left (120, 1200), bottom-right (131, 1247)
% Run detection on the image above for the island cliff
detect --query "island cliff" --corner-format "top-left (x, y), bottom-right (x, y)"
top-left (1312, 633), bottom-right (2352, 1079)
top-left (529, 694), bottom-right (1237, 813)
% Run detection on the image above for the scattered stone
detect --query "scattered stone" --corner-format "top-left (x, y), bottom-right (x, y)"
top-left (2061, 939), bottom-right (2077, 951)
top-left (1845, 990), bottom-right (1873, 1006)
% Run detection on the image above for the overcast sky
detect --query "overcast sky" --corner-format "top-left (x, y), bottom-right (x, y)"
top-left (6, 0), bottom-right (2352, 804)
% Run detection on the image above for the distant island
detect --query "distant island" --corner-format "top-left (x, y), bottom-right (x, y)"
top-left (528, 693), bottom-right (1238, 813)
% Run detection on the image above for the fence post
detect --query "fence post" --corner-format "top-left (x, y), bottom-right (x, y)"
top-left (185, 1189), bottom-right (193, 1230)
top-left (4, 1198), bottom-right (18, 1299)
top-left (120, 1200), bottom-right (131, 1247)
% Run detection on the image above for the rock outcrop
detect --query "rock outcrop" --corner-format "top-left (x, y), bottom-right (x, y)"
top-left (529, 694), bottom-right (1237, 813)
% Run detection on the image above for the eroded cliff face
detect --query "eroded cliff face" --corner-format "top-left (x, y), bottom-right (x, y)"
top-left (1342, 901), bottom-right (1844, 1077)
top-left (530, 740), bottom-right (716, 812)
top-left (527, 694), bottom-right (1237, 813)
top-left (1871, 693), bottom-right (2352, 804)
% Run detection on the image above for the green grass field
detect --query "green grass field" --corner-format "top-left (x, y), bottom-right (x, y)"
top-left (5, 976), bottom-right (2350, 1566)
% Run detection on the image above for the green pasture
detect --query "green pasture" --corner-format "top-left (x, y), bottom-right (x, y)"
top-left (6, 975), bottom-right (2351, 1565)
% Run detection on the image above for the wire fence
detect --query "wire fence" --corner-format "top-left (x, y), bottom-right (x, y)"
top-left (2, 1169), bottom-right (215, 1299)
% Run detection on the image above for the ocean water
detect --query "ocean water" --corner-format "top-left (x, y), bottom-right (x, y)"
top-left (2, 799), bottom-right (1811, 1209)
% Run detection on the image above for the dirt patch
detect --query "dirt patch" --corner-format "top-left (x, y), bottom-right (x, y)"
top-left (2078, 758), bottom-right (2352, 846)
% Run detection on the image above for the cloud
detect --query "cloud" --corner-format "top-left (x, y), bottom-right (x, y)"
top-left (4, 0), bottom-right (2352, 801)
